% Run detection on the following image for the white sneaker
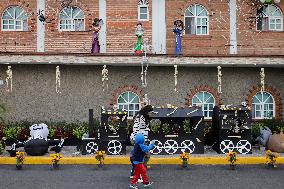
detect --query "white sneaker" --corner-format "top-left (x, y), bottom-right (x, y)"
top-left (129, 184), bottom-right (138, 189)
top-left (144, 182), bottom-right (153, 188)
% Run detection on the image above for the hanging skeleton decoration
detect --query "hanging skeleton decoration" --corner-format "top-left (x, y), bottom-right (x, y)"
top-left (141, 62), bottom-right (148, 88)
top-left (55, 66), bottom-right (61, 94)
top-left (6, 66), bottom-right (12, 92)
top-left (141, 39), bottom-right (149, 88)
top-left (174, 65), bottom-right (178, 92)
top-left (102, 65), bottom-right (109, 91)
top-left (142, 94), bottom-right (150, 106)
top-left (260, 68), bottom-right (265, 92)
top-left (217, 66), bottom-right (222, 94)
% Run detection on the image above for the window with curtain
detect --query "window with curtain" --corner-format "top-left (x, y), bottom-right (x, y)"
top-left (2, 6), bottom-right (28, 31)
top-left (184, 4), bottom-right (209, 35)
top-left (256, 4), bottom-right (283, 31)
top-left (59, 6), bottom-right (85, 31)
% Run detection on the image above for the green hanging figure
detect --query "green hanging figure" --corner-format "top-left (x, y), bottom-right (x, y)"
top-left (134, 23), bottom-right (144, 54)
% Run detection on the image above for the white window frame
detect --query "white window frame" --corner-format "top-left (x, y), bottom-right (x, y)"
top-left (192, 91), bottom-right (215, 119)
top-left (138, 5), bottom-right (149, 21)
top-left (184, 4), bottom-right (209, 35)
top-left (58, 6), bottom-right (85, 32)
top-left (117, 91), bottom-right (141, 118)
top-left (256, 5), bottom-right (283, 31)
top-left (1, 6), bottom-right (28, 31)
top-left (252, 92), bottom-right (275, 120)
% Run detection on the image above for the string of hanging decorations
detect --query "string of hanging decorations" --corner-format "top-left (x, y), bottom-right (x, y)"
top-left (6, 66), bottom-right (12, 93)
top-left (102, 65), bottom-right (109, 92)
top-left (55, 66), bottom-right (61, 94)
top-left (217, 66), bottom-right (222, 94)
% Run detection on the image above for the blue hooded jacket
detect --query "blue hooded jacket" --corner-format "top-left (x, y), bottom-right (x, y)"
top-left (132, 133), bottom-right (155, 164)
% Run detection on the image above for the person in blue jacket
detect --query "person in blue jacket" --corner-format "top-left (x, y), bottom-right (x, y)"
top-left (129, 133), bottom-right (155, 189)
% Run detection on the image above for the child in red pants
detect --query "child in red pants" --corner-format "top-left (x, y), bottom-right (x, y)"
top-left (129, 133), bottom-right (155, 189)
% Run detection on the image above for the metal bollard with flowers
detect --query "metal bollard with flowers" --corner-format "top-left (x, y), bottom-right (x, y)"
top-left (226, 152), bottom-right (237, 170)
top-left (50, 153), bottom-right (63, 170)
top-left (180, 152), bottom-right (190, 168)
top-left (16, 152), bottom-right (25, 170)
top-left (265, 150), bottom-right (279, 168)
top-left (95, 150), bottom-right (106, 168)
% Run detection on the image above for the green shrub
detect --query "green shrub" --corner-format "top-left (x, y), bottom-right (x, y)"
top-left (162, 123), bottom-right (170, 135)
top-left (0, 143), bottom-right (4, 154)
top-left (48, 127), bottom-right (56, 139)
top-left (4, 125), bottom-right (20, 140)
top-left (252, 122), bottom-right (264, 140)
top-left (183, 119), bottom-right (191, 134)
top-left (72, 123), bottom-right (88, 139)
top-left (150, 119), bottom-right (161, 134)
top-left (263, 119), bottom-right (282, 134)
top-left (0, 104), bottom-right (6, 123)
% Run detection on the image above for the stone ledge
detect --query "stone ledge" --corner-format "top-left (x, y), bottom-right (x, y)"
top-left (0, 54), bottom-right (284, 67)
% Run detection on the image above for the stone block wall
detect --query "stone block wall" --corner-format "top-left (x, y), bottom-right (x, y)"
top-left (0, 65), bottom-right (283, 122)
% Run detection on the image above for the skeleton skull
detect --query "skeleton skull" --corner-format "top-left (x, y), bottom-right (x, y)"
top-left (29, 123), bottom-right (49, 140)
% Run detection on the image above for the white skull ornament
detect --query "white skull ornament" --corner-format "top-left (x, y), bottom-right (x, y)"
top-left (29, 123), bottom-right (49, 140)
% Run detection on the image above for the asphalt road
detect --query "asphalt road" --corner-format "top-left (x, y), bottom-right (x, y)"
top-left (0, 165), bottom-right (283, 189)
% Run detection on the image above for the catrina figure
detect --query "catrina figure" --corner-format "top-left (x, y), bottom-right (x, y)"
top-left (173, 20), bottom-right (184, 54)
top-left (134, 22), bottom-right (144, 54)
top-left (91, 18), bottom-right (104, 54)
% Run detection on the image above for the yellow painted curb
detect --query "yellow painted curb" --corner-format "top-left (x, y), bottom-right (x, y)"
top-left (0, 156), bottom-right (283, 165)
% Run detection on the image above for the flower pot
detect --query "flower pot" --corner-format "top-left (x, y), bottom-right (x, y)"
top-left (267, 163), bottom-right (276, 169)
top-left (182, 163), bottom-right (188, 168)
top-left (16, 164), bottom-right (22, 170)
top-left (52, 163), bottom-right (60, 170)
top-left (230, 164), bottom-right (236, 170)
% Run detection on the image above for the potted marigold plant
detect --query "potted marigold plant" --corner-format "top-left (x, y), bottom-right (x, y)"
top-left (50, 153), bottom-right (63, 169)
top-left (265, 150), bottom-right (279, 168)
top-left (227, 152), bottom-right (237, 170)
top-left (180, 152), bottom-right (190, 168)
top-left (95, 150), bottom-right (106, 168)
top-left (16, 151), bottom-right (25, 170)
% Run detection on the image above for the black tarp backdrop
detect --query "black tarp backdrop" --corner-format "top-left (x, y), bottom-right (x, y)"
top-left (148, 106), bottom-right (205, 155)
top-left (212, 105), bottom-right (252, 154)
